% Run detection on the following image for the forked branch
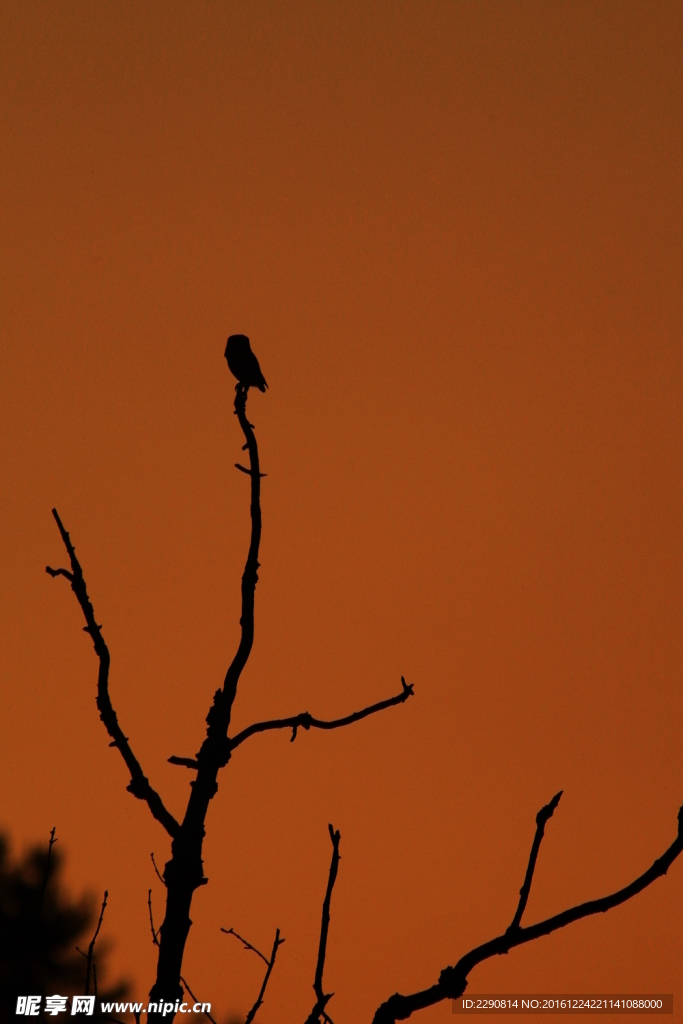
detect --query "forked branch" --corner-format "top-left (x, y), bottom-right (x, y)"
top-left (46, 509), bottom-right (179, 838)
top-left (372, 801), bottom-right (683, 1023)
top-left (222, 926), bottom-right (285, 1023)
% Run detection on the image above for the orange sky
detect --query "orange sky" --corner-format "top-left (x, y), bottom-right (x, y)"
top-left (1, 1), bottom-right (682, 1020)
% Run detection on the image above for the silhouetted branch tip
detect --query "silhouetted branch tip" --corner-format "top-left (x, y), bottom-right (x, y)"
top-left (537, 790), bottom-right (563, 827)
top-left (400, 675), bottom-right (414, 697)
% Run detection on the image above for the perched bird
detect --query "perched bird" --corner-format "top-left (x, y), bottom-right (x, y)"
top-left (225, 334), bottom-right (268, 392)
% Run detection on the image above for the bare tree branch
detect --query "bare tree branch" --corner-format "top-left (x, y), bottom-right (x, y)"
top-left (46, 508), bottom-right (180, 839)
top-left (372, 801), bottom-right (683, 1023)
top-left (508, 790), bottom-right (563, 933)
top-left (222, 926), bottom-right (285, 1023)
top-left (304, 825), bottom-right (341, 1024)
top-left (228, 677), bottom-right (414, 756)
top-left (76, 889), bottom-right (108, 996)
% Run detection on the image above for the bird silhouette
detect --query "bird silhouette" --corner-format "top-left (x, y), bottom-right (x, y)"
top-left (225, 334), bottom-right (268, 392)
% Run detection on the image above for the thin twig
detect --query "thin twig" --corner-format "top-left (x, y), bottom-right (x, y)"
top-left (38, 827), bottom-right (57, 918)
top-left (147, 889), bottom-right (160, 947)
top-left (46, 509), bottom-right (179, 838)
top-left (228, 677), bottom-right (414, 758)
top-left (221, 927), bottom-right (270, 966)
top-left (508, 790), bottom-right (563, 932)
top-left (33, 827), bottom-right (58, 1015)
top-left (222, 927), bottom-right (285, 1024)
top-left (178, 976), bottom-right (217, 1024)
top-left (150, 853), bottom-right (167, 887)
top-left (77, 890), bottom-right (108, 996)
top-left (304, 825), bottom-right (341, 1024)
top-left (245, 930), bottom-right (284, 1024)
top-left (372, 801), bottom-right (683, 1024)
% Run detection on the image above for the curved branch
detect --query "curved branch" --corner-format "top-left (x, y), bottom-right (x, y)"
top-left (228, 676), bottom-right (414, 755)
top-left (46, 508), bottom-right (180, 838)
top-left (372, 803), bottom-right (683, 1023)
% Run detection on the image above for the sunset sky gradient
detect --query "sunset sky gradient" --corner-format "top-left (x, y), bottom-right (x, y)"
top-left (1, 2), bottom-right (682, 1020)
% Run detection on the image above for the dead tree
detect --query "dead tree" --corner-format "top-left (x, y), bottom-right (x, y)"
top-left (47, 378), bottom-right (412, 1019)
top-left (47, 367), bottom-right (682, 1022)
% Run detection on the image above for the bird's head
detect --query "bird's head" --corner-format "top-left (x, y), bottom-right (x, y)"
top-left (225, 333), bottom-right (250, 358)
